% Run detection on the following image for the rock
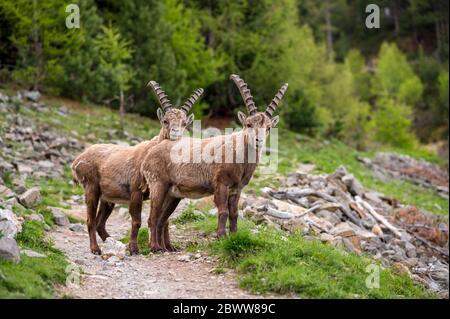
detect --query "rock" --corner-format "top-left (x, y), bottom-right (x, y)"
top-left (316, 210), bottom-right (342, 225)
top-left (330, 222), bottom-right (356, 238)
top-left (0, 160), bottom-right (14, 179)
top-left (102, 238), bottom-right (126, 260)
top-left (0, 208), bottom-right (23, 238)
top-left (23, 90), bottom-right (41, 102)
top-left (342, 236), bottom-right (362, 254)
top-left (17, 164), bottom-right (33, 175)
top-left (0, 184), bottom-right (15, 198)
top-left (0, 237), bottom-right (20, 263)
top-left (364, 191), bottom-right (383, 204)
top-left (404, 242), bottom-right (417, 258)
top-left (177, 255), bottom-right (191, 262)
top-left (69, 223), bottom-right (85, 232)
top-left (27, 213), bottom-right (45, 223)
top-left (37, 160), bottom-right (55, 170)
top-left (391, 262), bottom-right (412, 278)
top-left (371, 224), bottom-right (383, 236)
top-left (342, 174), bottom-right (364, 196)
top-left (19, 187), bottom-right (42, 208)
top-left (319, 233), bottom-right (334, 243)
top-left (49, 207), bottom-right (70, 226)
top-left (21, 249), bottom-right (46, 258)
top-left (282, 219), bottom-right (308, 234)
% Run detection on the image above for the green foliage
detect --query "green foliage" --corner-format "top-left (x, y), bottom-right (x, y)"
top-left (374, 43), bottom-right (424, 106)
top-left (0, 218), bottom-right (68, 298)
top-left (281, 89), bottom-right (319, 135)
top-left (173, 204), bottom-right (205, 224)
top-left (93, 24), bottom-right (134, 95)
top-left (370, 98), bottom-right (417, 149)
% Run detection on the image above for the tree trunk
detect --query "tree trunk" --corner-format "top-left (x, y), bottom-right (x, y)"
top-left (32, 0), bottom-right (43, 91)
top-left (119, 88), bottom-right (125, 132)
top-left (324, 0), bottom-right (334, 61)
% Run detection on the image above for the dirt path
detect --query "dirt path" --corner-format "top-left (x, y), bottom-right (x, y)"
top-left (49, 200), bottom-right (260, 299)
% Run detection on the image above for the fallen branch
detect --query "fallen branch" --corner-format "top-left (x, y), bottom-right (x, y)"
top-left (278, 188), bottom-right (363, 227)
top-left (355, 196), bottom-right (402, 238)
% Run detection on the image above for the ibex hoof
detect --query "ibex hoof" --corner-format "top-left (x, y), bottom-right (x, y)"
top-left (216, 231), bottom-right (227, 239)
top-left (91, 247), bottom-right (102, 255)
top-left (129, 243), bottom-right (140, 255)
top-left (150, 245), bottom-right (164, 253)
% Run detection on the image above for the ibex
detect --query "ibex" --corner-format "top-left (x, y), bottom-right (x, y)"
top-left (71, 81), bottom-right (204, 254)
top-left (140, 74), bottom-right (288, 252)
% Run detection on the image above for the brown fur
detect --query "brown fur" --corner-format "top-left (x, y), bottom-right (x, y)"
top-left (72, 84), bottom-right (203, 254)
top-left (140, 75), bottom-right (288, 252)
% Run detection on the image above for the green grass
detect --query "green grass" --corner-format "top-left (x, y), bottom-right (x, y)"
top-left (0, 220), bottom-right (68, 298)
top-left (173, 204), bottom-right (205, 225)
top-left (121, 228), bottom-right (150, 256)
top-left (190, 215), bottom-right (434, 299)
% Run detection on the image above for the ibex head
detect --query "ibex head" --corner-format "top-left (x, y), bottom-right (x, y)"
top-left (230, 74), bottom-right (288, 149)
top-left (148, 81), bottom-right (203, 141)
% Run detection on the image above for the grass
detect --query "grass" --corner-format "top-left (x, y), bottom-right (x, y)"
top-left (173, 204), bottom-right (205, 225)
top-left (0, 219), bottom-right (68, 298)
top-left (190, 214), bottom-right (434, 299)
top-left (121, 228), bottom-right (150, 256)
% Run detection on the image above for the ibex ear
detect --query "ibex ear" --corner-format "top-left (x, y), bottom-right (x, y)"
top-left (186, 113), bottom-right (195, 126)
top-left (271, 115), bottom-right (280, 128)
top-left (237, 111), bottom-right (247, 126)
top-left (157, 108), bottom-right (164, 122)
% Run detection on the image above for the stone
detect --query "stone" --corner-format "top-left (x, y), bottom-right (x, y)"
top-left (37, 160), bottom-right (55, 170)
top-left (342, 236), bottom-right (362, 254)
top-left (0, 208), bottom-right (22, 238)
top-left (17, 164), bottom-right (33, 175)
top-left (21, 249), bottom-right (46, 258)
top-left (19, 187), bottom-right (41, 208)
top-left (319, 233), bottom-right (334, 243)
top-left (371, 224), bottom-right (383, 236)
top-left (0, 184), bottom-right (15, 198)
top-left (177, 255), bottom-right (191, 262)
top-left (281, 219), bottom-right (307, 234)
top-left (0, 237), bottom-right (20, 263)
top-left (27, 213), bottom-right (45, 223)
top-left (330, 222), bottom-right (356, 238)
top-left (49, 207), bottom-right (70, 226)
top-left (69, 223), bottom-right (85, 232)
top-left (405, 242), bottom-right (417, 258)
top-left (23, 90), bottom-right (41, 102)
top-left (391, 262), bottom-right (412, 278)
top-left (316, 210), bottom-right (342, 225)
top-left (342, 174), bottom-right (364, 196)
top-left (102, 238), bottom-right (127, 260)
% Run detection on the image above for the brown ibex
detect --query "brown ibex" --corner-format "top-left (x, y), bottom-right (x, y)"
top-left (71, 81), bottom-right (204, 254)
top-left (140, 74), bottom-right (288, 252)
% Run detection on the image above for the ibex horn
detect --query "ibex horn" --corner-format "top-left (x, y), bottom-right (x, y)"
top-left (265, 83), bottom-right (288, 117)
top-left (147, 80), bottom-right (172, 112)
top-left (230, 74), bottom-right (257, 115)
top-left (180, 88), bottom-right (204, 113)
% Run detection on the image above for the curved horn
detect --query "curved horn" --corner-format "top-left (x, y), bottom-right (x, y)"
top-left (147, 80), bottom-right (172, 112)
top-left (180, 88), bottom-right (204, 113)
top-left (265, 83), bottom-right (288, 117)
top-left (230, 74), bottom-right (257, 115)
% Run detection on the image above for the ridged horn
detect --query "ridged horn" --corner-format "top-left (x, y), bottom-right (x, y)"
top-left (230, 74), bottom-right (257, 115)
top-left (180, 88), bottom-right (204, 113)
top-left (147, 80), bottom-right (172, 112)
top-left (265, 83), bottom-right (288, 117)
